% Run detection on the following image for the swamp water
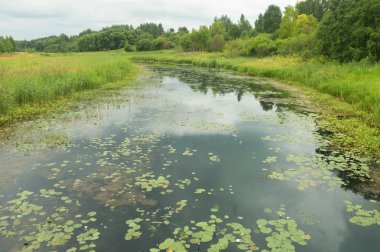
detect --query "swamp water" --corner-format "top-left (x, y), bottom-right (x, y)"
top-left (0, 65), bottom-right (379, 252)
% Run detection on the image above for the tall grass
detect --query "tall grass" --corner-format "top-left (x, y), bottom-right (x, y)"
top-left (0, 51), bottom-right (135, 118)
top-left (130, 51), bottom-right (380, 123)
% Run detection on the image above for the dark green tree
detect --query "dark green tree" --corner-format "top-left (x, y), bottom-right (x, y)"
top-left (318, 0), bottom-right (380, 61)
top-left (177, 27), bottom-right (189, 34)
top-left (254, 14), bottom-right (265, 33)
top-left (137, 23), bottom-right (164, 38)
top-left (214, 15), bottom-right (240, 39)
top-left (0, 36), bottom-right (16, 53)
top-left (262, 5), bottom-right (283, 33)
top-left (190, 26), bottom-right (211, 51)
top-left (136, 38), bottom-right (153, 51)
top-left (296, 0), bottom-right (328, 21)
top-left (238, 14), bottom-right (252, 35)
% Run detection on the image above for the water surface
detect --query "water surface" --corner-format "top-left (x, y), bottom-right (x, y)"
top-left (0, 65), bottom-right (379, 252)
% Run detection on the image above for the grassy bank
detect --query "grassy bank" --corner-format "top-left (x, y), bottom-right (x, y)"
top-left (0, 51), bottom-right (136, 125)
top-left (130, 50), bottom-right (380, 161)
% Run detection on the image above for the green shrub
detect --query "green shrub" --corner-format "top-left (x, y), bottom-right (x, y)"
top-left (136, 39), bottom-right (153, 51)
top-left (224, 39), bottom-right (251, 57)
top-left (277, 33), bottom-right (318, 58)
top-left (124, 43), bottom-right (136, 52)
top-left (248, 34), bottom-right (277, 57)
top-left (153, 36), bottom-right (173, 50)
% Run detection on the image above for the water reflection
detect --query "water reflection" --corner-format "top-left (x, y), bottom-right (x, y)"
top-left (0, 65), bottom-right (379, 252)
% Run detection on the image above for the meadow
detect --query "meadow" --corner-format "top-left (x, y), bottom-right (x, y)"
top-left (0, 51), bottom-right (136, 125)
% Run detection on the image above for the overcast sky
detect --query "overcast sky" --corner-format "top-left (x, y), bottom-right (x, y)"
top-left (0, 0), bottom-right (298, 40)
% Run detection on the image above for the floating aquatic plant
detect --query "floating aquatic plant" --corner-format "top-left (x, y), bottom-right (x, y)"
top-left (344, 200), bottom-right (380, 226)
top-left (256, 206), bottom-right (311, 252)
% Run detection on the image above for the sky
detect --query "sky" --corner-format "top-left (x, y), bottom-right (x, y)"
top-left (0, 0), bottom-right (298, 40)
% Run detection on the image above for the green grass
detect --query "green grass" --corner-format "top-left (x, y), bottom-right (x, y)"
top-left (129, 50), bottom-right (380, 161)
top-left (130, 50), bottom-right (380, 125)
top-left (0, 51), bottom-right (136, 125)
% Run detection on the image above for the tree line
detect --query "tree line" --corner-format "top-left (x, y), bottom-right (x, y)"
top-left (5, 0), bottom-right (380, 62)
top-left (0, 36), bottom-right (15, 53)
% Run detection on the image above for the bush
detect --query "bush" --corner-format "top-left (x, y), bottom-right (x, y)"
top-left (277, 33), bottom-right (318, 58)
top-left (153, 36), bottom-right (173, 50)
top-left (136, 38), bottom-right (153, 51)
top-left (224, 35), bottom-right (277, 57)
top-left (248, 34), bottom-right (277, 57)
top-left (224, 39), bottom-right (252, 57)
top-left (124, 43), bottom-right (136, 52)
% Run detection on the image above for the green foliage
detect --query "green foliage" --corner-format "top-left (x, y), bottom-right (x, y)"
top-left (211, 34), bottom-right (225, 52)
top-left (18, 34), bottom-right (73, 53)
top-left (224, 39), bottom-right (251, 56)
top-left (214, 15), bottom-right (241, 39)
top-left (238, 14), bottom-right (253, 36)
top-left (277, 34), bottom-right (318, 58)
top-left (8, 0), bottom-right (380, 63)
top-left (248, 34), bottom-right (277, 57)
top-left (224, 34), bottom-right (276, 57)
top-left (0, 36), bottom-right (16, 53)
top-left (136, 38), bottom-right (153, 51)
top-left (296, 0), bottom-right (328, 21)
top-left (153, 36), bottom-right (173, 50)
top-left (344, 200), bottom-right (380, 226)
top-left (190, 26), bottom-right (211, 52)
top-left (137, 23), bottom-right (164, 38)
top-left (177, 27), bottom-right (189, 34)
top-left (255, 14), bottom-right (265, 34)
top-left (318, 0), bottom-right (380, 62)
top-left (15, 24), bottom-right (172, 53)
top-left (77, 29), bottom-right (128, 52)
top-left (0, 52), bottom-right (135, 121)
top-left (262, 5), bottom-right (283, 33)
top-left (294, 14), bottom-right (319, 35)
top-left (179, 34), bottom-right (192, 52)
top-left (124, 43), bottom-right (136, 52)
top-left (277, 9), bottom-right (320, 57)
top-left (278, 6), bottom-right (298, 39)
top-left (210, 21), bottom-right (226, 38)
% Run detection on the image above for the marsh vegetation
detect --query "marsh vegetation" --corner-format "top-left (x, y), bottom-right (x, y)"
top-left (0, 52), bottom-right (135, 125)
top-left (0, 66), bottom-right (379, 252)
top-left (1, 0), bottom-right (380, 251)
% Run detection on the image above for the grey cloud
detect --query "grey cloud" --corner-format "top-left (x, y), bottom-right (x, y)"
top-left (0, 0), bottom-right (297, 40)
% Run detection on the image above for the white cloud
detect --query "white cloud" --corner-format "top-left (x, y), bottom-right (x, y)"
top-left (0, 0), bottom-right (297, 40)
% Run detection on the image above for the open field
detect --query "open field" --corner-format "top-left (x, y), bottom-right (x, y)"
top-left (0, 51), bottom-right (136, 125)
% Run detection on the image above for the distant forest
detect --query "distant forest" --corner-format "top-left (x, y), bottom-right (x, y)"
top-left (4, 0), bottom-right (380, 62)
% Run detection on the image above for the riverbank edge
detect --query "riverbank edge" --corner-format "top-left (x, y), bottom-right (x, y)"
top-left (0, 63), bottom-right (138, 127)
top-left (130, 54), bottom-right (380, 167)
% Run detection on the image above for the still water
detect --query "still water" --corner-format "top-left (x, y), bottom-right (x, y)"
top-left (0, 65), bottom-right (379, 252)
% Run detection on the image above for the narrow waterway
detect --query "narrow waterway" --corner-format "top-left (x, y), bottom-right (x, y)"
top-left (0, 65), bottom-right (379, 252)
